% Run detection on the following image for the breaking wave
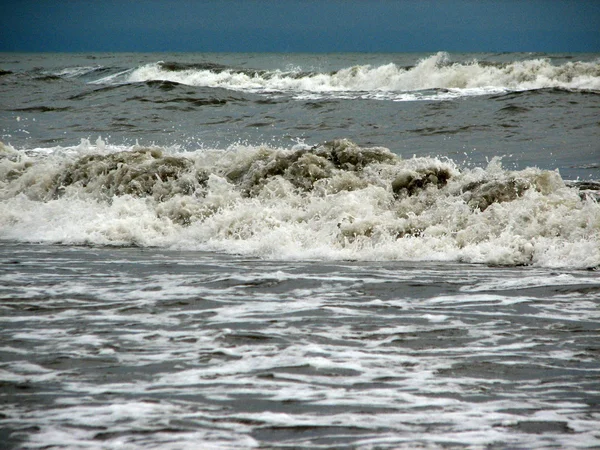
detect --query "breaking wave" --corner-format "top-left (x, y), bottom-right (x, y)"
top-left (89, 52), bottom-right (600, 100)
top-left (1, 138), bottom-right (598, 268)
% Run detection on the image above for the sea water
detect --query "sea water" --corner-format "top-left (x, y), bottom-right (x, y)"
top-left (1, 52), bottom-right (599, 449)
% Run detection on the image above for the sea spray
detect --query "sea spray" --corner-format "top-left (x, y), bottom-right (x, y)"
top-left (1, 139), bottom-right (598, 268)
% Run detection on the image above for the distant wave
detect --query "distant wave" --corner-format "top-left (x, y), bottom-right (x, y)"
top-left (54, 65), bottom-right (106, 78)
top-left (1, 138), bottom-right (598, 268)
top-left (89, 52), bottom-right (600, 101)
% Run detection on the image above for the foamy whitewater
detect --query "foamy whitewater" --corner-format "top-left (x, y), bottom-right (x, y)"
top-left (120, 52), bottom-right (600, 100)
top-left (1, 138), bottom-right (599, 268)
top-left (1, 52), bottom-right (599, 449)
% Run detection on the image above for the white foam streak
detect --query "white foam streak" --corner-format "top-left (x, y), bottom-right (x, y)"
top-left (54, 65), bottom-right (103, 78)
top-left (110, 53), bottom-right (600, 100)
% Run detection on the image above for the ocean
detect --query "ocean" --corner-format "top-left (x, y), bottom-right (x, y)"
top-left (1, 51), bottom-right (599, 449)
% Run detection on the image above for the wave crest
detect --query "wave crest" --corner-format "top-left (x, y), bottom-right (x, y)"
top-left (89, 52), bottom-right (600, 100)
top-left (1, 139), bottom-right (598, 268)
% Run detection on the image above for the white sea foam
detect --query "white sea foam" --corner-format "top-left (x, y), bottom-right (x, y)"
top-left (1, 139), bottom-right (598, 268)
top-left (1, 239), bottom-right (598, 449)
top-left (53, 65), bottom-right (104, 78)
top-left (96, 52), bottom-right (600, 100)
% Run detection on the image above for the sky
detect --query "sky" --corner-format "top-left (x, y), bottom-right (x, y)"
top-left (1, 0), bottom-right (599, 53)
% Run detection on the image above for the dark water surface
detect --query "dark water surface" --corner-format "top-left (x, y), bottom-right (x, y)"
top-left (1, 52), bottom-right (599, 179)
top-left (1, 242), bottom-right (599, 449)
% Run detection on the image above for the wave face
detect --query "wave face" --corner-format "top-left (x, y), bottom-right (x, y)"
top-left (89, 52), bottom-right (600, 100)
top-left (1, 139), bottom-right (598, 268)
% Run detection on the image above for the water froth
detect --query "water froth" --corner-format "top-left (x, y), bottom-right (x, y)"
top-left (100, 52), bottom-right (600, 100)
top-left (0, 138), bottom-right (598, 268)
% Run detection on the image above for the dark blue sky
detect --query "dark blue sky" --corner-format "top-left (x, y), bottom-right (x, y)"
top-left (1, 0), bottom-right (599, 53)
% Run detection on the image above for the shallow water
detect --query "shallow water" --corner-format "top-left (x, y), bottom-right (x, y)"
top-left (1, 242), bottom-right (599, 449)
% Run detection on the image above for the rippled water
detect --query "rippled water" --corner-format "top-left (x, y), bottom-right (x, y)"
top-left (1, 242), bottom-right (599, 449)
top-left (2, 52), bottom-right (599, 179)
top-left (1, 52), bottom-right (599, 448)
